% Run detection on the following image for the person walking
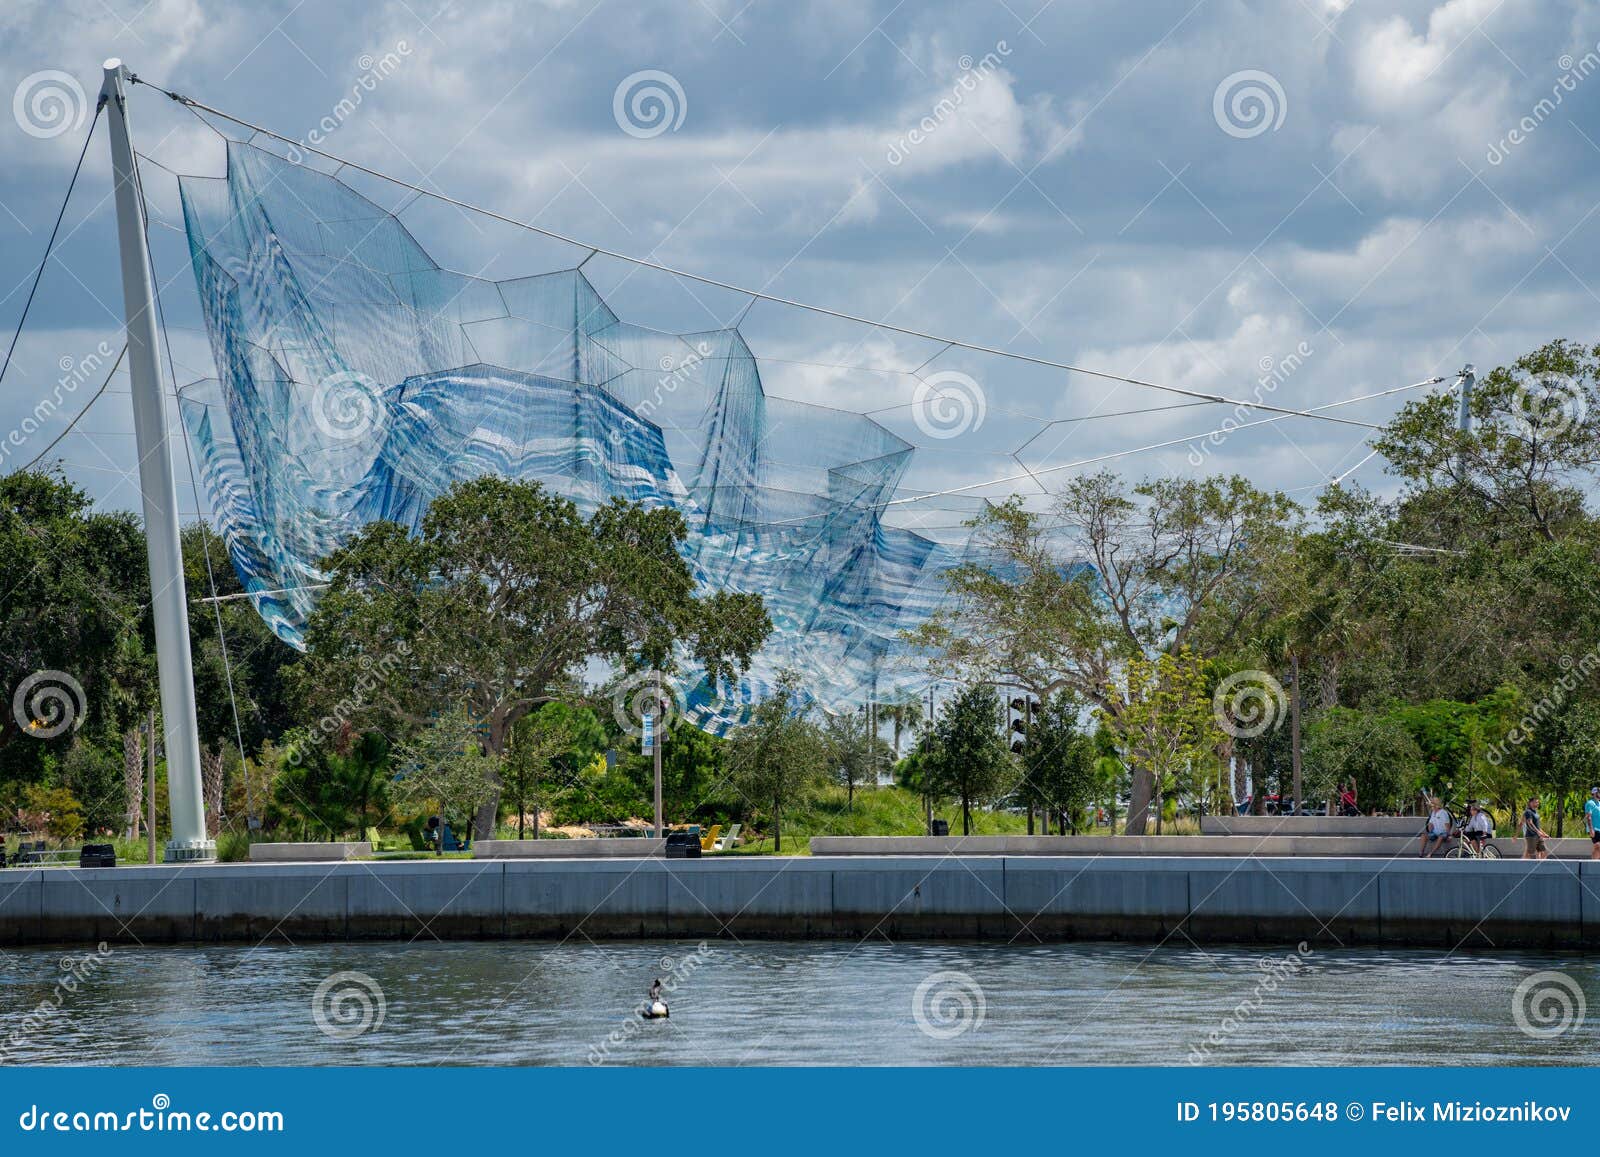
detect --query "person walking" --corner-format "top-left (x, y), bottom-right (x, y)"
top-left (1523, 797), bottom-right (1549, 861)
top-left (1584, 787), bottom-right (1600, 861)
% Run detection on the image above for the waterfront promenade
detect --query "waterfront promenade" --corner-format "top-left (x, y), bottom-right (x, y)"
top-left (2, 855), bottom-right (1595, 949)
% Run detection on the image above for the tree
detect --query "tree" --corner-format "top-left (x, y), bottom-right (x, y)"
top-left (822, 709), bottom-right (878, 808)
top-left (1098, 649), bottom-right (1221, 833)
top-left (1018, 693), bottom-right (1097, 833)
top-left (181, 524), bottom-right (298, 753)
top-left (913, 474), bottom-right (1295, 834)
top-left (268, 728), bottom-right (390, 839)
top-left (0, 471), bottom-right (152, 794)
top-left (920, 682), bottom-right (1014, 835)
top-left (59, 738), bottom-right (124, 835)
top-left (502, 708), bottom-right (574, 838)
top-left (391, 708), bottom-right (502, 848)
top-left (291, 477), bottom-right (771, 837)
top-left (882, 693), bottom-right (923, 758)
top-left (1303, 707), bottom-right (1425, 813)
top-left (1525, 696), bottom-right (1600, 838)
top-left (725, 673), bottom-right (827, 852)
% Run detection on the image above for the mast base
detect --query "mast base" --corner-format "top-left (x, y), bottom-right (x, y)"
top-left (164, 839), bottom-right (217, 864)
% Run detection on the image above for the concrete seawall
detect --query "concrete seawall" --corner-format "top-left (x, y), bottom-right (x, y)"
top-left (808, 834), bottom-right (1595, 858)
top-left (1, 856), bottom-right (1595, 949)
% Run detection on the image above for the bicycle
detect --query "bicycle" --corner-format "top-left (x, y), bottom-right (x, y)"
top-left (1443, 826), bottom-right (1502, 859)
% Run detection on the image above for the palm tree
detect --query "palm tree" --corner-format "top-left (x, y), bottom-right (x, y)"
top-left (883, 693), bottom-right (924, 759)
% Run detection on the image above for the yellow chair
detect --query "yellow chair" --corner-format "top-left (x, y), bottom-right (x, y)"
top-left (699, 824), bottom-right (723, 851)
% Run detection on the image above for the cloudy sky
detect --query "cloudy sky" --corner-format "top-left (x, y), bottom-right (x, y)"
top-left (2, 0), bottom-right (1599, 522)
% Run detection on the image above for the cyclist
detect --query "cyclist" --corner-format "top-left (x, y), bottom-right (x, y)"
top-left (1459, 801), bottom-right (1494, 856)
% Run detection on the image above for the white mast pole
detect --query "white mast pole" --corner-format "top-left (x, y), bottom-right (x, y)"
top-left (99, 59), bottom-right (213, 863)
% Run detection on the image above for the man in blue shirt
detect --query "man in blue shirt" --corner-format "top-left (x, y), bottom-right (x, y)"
top-left (1584, 787), bottom-right (1600, 861)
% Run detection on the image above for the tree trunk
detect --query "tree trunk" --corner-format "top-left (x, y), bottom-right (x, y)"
top-left (961, 792), bottom-right (971, 836)
top-left (474, 720), bottom-right (507, 843)
top-left (773, 795), bottom-right (781, 854)
top-left (1026, 803), bottom-right (1034, 835)
top-left (1124, 765), bottom-right (1156, 835)
top-left (1289, 653), bottom-right (1303, 813)
top-left (123, 728), bottom-right (144, 841)
top-left (1318, 656), bottom-right (1340, 709)
top-left (532, 800), bottom-right (540, 840)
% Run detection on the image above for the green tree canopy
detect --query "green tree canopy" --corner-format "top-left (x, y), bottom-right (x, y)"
top-left (920, 682), bottom-right (1014, 835)
top-left (291, 477), bottom-right (771, 834)
top-left (725, 672), bottom-right (827, 852)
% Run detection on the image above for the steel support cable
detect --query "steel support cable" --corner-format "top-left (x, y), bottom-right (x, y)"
top-left (127, 74), bottom-right (1381, 431)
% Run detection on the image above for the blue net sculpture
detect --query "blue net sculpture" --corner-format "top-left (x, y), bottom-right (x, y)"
top-left (177, 142), bottom-right (998, 729)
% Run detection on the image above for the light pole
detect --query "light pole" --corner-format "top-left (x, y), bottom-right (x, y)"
top-left (652, 670), bottom-right (664, 839)
top-left (101, 60), bottom-right (212, 862)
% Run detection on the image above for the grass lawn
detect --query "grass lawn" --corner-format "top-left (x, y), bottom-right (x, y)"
top-left (726, 785), bottom-right (1033, 855)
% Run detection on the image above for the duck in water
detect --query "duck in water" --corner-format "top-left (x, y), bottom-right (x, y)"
top-left (643, 978), bottom-right (669, 1019)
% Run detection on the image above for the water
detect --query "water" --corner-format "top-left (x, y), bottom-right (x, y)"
top-left (1, 941), bottom-right (1593, 1066)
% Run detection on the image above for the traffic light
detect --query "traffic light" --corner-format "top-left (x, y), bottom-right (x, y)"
top-left (1008, 695), bottom-right (1039, 753)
